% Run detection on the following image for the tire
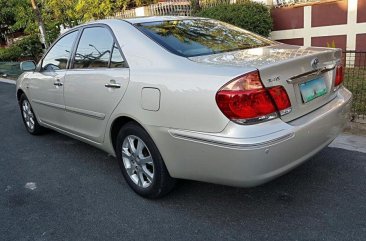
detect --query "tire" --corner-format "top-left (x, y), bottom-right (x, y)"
top-left (19, 94), bottom-right (44, 135)
top-left (116, 122), bottom-right (176, 198)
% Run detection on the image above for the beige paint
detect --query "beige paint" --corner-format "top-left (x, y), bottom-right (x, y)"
top-left (16, 17), bottom-right (353, 187)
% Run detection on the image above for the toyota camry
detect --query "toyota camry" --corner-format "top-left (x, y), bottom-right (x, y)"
top-left (16, 16), bottom-right (352, 198)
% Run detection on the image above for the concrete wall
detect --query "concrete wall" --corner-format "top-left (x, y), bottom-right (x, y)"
top-left (270, 0), bottom-right (366, 52)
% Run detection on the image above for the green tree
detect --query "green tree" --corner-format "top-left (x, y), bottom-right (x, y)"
top-left (1, 0), bottom-right (157, 55)
top-left (75, 0), bottom-right (129, 21)
top-left (43, 0), bottom-right (81, 28)
top-left (190, 0), bottom-right (201, 14)
top-left (0, 0), bottom-right (35, 33)
top-left (196, 3), bottom-right (273, 37)
top-left (74, 0), bottom-right (156, 21)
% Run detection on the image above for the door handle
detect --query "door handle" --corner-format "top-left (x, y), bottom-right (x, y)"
top-left (105, 83), bottom-right (121, 88)
top-left (54, 80), bottom-right (63, 86)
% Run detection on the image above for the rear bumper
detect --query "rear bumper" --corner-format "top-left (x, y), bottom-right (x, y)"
top-left (148, 87), bottom-right (352, 187)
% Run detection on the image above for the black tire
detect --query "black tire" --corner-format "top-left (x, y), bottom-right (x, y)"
top-left (116, 122), bottom-right (176, 198)
top-left (19, 94), bottom-right (44, 135)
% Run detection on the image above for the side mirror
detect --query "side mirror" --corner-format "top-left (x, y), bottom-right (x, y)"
top-left (20, 61), bottom-right (36, 72)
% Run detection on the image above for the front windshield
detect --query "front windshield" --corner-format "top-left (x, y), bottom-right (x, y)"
top-left (135, 19), bottom-right (274, 57)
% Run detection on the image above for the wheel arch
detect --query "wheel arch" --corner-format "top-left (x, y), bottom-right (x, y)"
top-left (16, 88), bottom-right (25, 102)
top-left (108, 115), bottom-right (175, 179)
top-left (110, 115), bottom-right (144, 152)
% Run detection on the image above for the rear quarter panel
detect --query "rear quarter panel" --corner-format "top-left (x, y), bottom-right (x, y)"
top-left (110, 61), bottom-right (250, 133)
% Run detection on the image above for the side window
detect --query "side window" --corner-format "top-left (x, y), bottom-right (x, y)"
top-left (110, 44), bottom-right (126, 68)
top-left (73, 27), bottom-right (113, 69)
top-left (42, 31), bottom-right (78, 71)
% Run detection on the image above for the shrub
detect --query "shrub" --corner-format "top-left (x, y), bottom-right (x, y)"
top-left (16, 35), bottom-right (43, 61)
top-left (0, 46), bottom-right (22, 61)
top-left (195, 2), bottom-right (273, 37)
top-left (0, 35), bottom-right (42, 62)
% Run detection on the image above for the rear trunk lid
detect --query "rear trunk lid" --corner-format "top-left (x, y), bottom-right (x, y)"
top-left (189, 44), bottom-right (342, 122)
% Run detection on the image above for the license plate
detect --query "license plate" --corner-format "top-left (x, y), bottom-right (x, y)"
top-left (299, 77), bottom-right (327, 103)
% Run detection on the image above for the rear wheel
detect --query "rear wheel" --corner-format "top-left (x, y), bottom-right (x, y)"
top-left (19, 94), bottom-right (44, 135)
top-left (116, 122), bottom-right (176, 198)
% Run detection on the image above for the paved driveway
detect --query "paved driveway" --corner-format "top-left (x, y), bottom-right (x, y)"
top-left (1, 82), bottom-right (366, 241)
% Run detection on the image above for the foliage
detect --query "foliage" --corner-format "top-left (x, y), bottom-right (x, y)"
top-left (195, 2), bottom-right (273, 37)
top-left (75, 0), bottom-right (128, 21)
top-left (0, 35), bottom-right (43, 61)
top-left (16, 35), bottom-right (44, 60)
top-left (134, 0), bottom-right (157, 7)
top-left (1, 0), bottom-right (157, 46)
top-left (344, 67), bottom-right (366, 117)
top-left (43, 0), bottom-right (81, 28)
top-left (0, 0), bottom-right (35, 32)
top-left (190, 0), bottom-right (201, 14)
top-left (0, 46), bottom-right (22, 62)
top-left (43, 0), bottom-right (155, 41)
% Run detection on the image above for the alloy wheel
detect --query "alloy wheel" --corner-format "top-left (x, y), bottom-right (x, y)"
top-left (22, 100), bottom-right (35, 131)
top-left (122, 135), bottom-right (154, 188)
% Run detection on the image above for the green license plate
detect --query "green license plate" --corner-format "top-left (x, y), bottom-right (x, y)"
top-left (299, 77), bottom-right (327, 103)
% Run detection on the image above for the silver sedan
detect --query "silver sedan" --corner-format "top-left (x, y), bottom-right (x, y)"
top-left (16, 16), bottom-right (352, 198)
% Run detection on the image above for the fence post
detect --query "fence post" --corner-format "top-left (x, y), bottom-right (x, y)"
top-left (135, 7), bottom-right (145, 16)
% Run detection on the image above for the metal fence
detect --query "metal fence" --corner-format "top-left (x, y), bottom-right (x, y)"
top-left (114, 0), bottom-right (191, 19)
top-left (147, 0), bottom-right (191, 16)
top-left (112, 0), bottom-right (251, 19)
top-left (114, 9), bottom-right (137, 19)
top-left (343, 51), bottom-right (366, 120)
top-left (0, 62), bottom-right (21, 79)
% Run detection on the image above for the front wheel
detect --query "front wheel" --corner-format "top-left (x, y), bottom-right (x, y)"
top-left (116, 122), bottom-right (176, 198)
top-left (19, 94), bottom-right (44, 135)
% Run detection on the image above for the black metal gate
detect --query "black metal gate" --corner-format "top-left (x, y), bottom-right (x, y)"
top-left (343, 51), bottom-right (366, 120)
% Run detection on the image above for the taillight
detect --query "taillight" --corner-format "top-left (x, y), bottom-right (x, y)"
top-left (335, 65), bottom-right (344, 87)
top-left (216, 71), bottom-right (291, 124)
top-left (267, 86), bottom-right (292, 115)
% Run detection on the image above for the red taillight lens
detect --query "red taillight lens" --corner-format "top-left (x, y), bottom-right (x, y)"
top-left (216, 71), bottom-right (279, 124)
top-left (267, 86), bottom-right (291, 113)
top-left (216, 89), bottom-right (277, 120)
top-left (335, 65), bottom-right (344, 87)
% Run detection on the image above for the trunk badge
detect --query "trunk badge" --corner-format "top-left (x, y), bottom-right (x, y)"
top-left (267, 76), bottom-right (280, 83)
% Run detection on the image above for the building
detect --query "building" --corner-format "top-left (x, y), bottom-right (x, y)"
top-left (270, 0), bottom-right (366, 53)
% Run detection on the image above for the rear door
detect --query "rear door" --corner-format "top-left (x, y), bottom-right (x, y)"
top-left (28, 30), bottom-right (79, 128)
top-left (63, 25), bottom-right (129, 143)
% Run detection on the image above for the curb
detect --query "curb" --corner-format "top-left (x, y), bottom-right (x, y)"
top-left (329, 134), bottom-right (366, 154)
top-left (0, 78), bottom-right (16, 85)
top-left (344, 121), bottom-right (366, 136)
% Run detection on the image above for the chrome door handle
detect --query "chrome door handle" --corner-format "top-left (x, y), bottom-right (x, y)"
top-left (105, 83), bottom-right (121, 88)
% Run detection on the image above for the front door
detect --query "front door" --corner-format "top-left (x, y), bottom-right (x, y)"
top-left (28, 30), bottom-right (79, 128)
top-left (63, 26), bottom-right (129, 143)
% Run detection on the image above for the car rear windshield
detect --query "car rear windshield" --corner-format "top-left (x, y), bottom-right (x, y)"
top-left (134, 19), bottom-right (274, 57)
